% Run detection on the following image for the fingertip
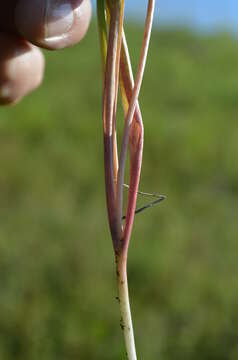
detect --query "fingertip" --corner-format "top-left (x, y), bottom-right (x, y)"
top-left (0, 34), bottom-right (45, 105)
top-left (15, 0), bottom-right (92, 50)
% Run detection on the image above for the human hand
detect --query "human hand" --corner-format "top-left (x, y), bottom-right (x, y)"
top-left (0, 0), bottom-right (92, 105)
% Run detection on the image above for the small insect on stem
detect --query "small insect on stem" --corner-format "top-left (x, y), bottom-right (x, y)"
top-left (122, 184), bottom-right (166, 220)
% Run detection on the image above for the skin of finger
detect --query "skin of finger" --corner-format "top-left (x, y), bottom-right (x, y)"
top-left (0, 33), bottom-right (45, 105)
top-left (15, 0), bottom-right (92, 50)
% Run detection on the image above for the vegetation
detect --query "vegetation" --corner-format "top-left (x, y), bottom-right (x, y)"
top-left (0, 22), bottom-right (238, 359)
top-left (97, 1), bottom-right (155, 358)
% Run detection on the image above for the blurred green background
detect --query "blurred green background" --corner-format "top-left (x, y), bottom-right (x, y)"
top-left (1, 21), bottom-right (238, 359)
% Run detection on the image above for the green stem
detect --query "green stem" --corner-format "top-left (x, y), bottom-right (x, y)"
top-left (116, 254), bottom-right (137, 360)
top-left (97, 0), bottom-right (108, 72)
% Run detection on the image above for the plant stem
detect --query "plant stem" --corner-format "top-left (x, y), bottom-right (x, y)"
top-left (97, 1), bottom-right (155, 358)
top-left (116, 0), bottom-right (155, 229)
top-left (97, 0), bottom-right (108, 73)
top-left (116, 254), bottom-right (137, 360)
top-left (103, 0), bottom-right (121, 244)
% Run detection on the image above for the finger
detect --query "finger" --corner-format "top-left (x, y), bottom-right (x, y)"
top-left (0, 1), bottom-right (18, 34)
top-left (0, 33), bottom-right (45, 105)
top-left (15, 0), bottom-right (92, 50)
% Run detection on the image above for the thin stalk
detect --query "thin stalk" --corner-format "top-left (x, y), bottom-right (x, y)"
top-left (103, 0), bottom-right (121, 245)
top-left (97, 1), bottom-right (155, 359)
top-left (97, 0), bottom-right (107, 72)
top-left (115, 29), bottom-right (144, 360)
top-left (119, 31), bottom-right (144, 250)
top-left (116, 253), bottom-right (137, 360)
top-left (116, 0), bottom-right (155, 230)
top-left (97, 1), bottom-right (119, 189)
top-left (111, 0), bottom-right (125, 194)
top-left (102, 5), bottom-right (138, 357)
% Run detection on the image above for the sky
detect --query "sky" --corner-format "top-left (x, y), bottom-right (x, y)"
top-left (126, 0), bottom-right (238, 32)
top-left (93, 1), bottom-right (238, 33)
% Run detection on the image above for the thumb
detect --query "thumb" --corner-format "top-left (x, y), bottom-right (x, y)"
top-left (15, 0), bottom-right (92, 50)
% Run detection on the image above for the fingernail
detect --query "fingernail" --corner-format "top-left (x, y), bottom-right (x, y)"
top-left (45, 0), bottom-right (74, 41)
top-left (15, 0), bottom-right (91, 50)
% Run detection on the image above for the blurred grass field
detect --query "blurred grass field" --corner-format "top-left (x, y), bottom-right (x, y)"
top-left (1, 21), bottom-right (238, 359)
